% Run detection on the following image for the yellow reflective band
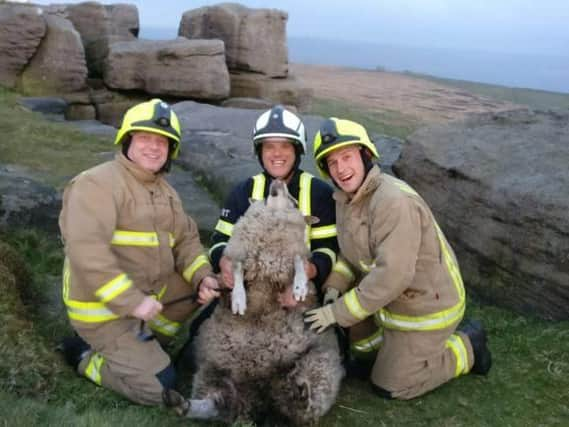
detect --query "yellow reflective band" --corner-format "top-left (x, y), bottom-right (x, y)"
top-left (374, 298), bottom-right (465, 331)
top-left (310, 224), bottom-right (337, 239)
top-left (344, 288), bottom-right (371, 320)
top-left (183, 254), bottom-right (210, 283)
top-left (95, 273), bottom-right (133, 303)
top-left (351, 327), bottom-right (384, 354)
top-left (111, 230), bottom-right (160, 247)
top-left (312, 247), bottom-right (337, 265)
top-left (299, 172), bottom-right (313, 248)
top-left (214, 219), bottom-right (234, 237)
top-left (251, 174), bottom-right (266, 201)
top-left (394, 180), bottom-right (419, 197)
top-left (169, 233), bottom-right (175, 248)
top-left (359, 260), bottom-right (376, 273)
top-left (62, 258), bottom-right (119, 323)
top-left (446, 333), bottom-right (469, 377)
top-left (148, 313), bottom-right (181, 337)
top-left (333, 259), bottom-right (355, 282)
top-left (84, 352), bottom-right (104, 385)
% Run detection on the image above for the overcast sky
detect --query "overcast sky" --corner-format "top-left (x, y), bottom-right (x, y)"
top-left (32, 0), bottom-right (569, 56)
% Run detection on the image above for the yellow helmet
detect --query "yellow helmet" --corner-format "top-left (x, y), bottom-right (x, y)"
top-left (114, 99), bottom-right (182, 158)
top-left (313, 117), bottom-right (379, 178)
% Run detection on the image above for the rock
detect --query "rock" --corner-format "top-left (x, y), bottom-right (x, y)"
top-left (230, 71), bottom-right (313, 111)
top-left (103, 38), bottom-right (230, 100)
top-left (0, 3), bottom-right (46, 88)
top-left (64, 2), bottom-right (138, 77)
top-left (0, 164), bottom-right (61, 233)
top-left (65, 103), bottom-right (96, 121)
top-left (20, 13), bottom-right (88, 95)
top-left (220, 97), bottom-right (274, 110)
top-left (180, 3), bottom-right (288, 77)
top-left (18, 97), bottom-right (67, 115)
top-left (394, 109), bottom-right (569, 320)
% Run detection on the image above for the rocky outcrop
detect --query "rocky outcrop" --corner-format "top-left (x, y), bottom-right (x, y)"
top-left (179, 3), bottom-right (288, 77)
top-left (20, 13), bottom-right (87, 95)
top-left (64, 2), bottom-right (138, 77)
top-left (0, 3), bottom-right (46, 88)
top-left (394, 109), bottom-right (569, 320)
top-left (103, 38), bottom-right (230, 100)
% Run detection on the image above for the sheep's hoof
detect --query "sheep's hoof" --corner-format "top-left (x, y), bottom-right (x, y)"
top-left (163, 389), bottom-right (190, 416)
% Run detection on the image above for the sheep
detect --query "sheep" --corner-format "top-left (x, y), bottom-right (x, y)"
top-left (165, 179), bottom-right (345, 426)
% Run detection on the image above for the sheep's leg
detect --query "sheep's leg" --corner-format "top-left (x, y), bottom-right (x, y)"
top-left (163, 389), bottom-right (219, 420)
top-left (231, 261), bottom-right (247, 315)
top-left (293, 255), bottom-right (308, 301)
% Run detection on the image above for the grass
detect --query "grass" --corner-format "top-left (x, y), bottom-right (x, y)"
top-left (400, 71), bottom-right (569, 110)
top-left (1, 228), bottom-right (568, 426)
top-left (307, 97), bottom-right (419, 139)
top-left (0, 88), bottom-right (111, 188)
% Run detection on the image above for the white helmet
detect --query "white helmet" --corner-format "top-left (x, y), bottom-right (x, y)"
top-left (252, 105), bottom-right (307, 154)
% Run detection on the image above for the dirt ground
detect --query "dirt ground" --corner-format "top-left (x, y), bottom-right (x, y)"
top-left (291, 63), bottom-right (518, 125)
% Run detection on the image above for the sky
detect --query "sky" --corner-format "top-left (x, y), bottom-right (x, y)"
top-left (31, 0), bottom-right (569, 56)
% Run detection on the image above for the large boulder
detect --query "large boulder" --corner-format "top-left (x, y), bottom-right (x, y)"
top-left (172, 101), bottom-right (400, 202)
top-left (394, 109), bottom-right (569, 320)
top-left (179, 3), bottom-right (288, 77)
top-left (230, 71), bottom-right (313, 112)
top-left (0, 165), bottom-right (61, 233)
top-left (63, 2), bottom-right (138, 77)
top-left (20, 13), bottom-right (87, 95)
top-left (103, 38), bottom-right (230, 100)
top-left (0, 3), bottom-right (46, 88)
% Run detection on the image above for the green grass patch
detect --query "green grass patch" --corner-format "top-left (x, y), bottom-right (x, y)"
top-left (1, 227), bottom-right (568, 425)
top-left (401, 71), bottom-right (569, 110)
top-left (0, 88), bottom-right (111, 188)
top-left (307, 97), bottom-right (419, 139)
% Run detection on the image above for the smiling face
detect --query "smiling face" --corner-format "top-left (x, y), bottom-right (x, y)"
top-left (325, 145), bottom-right (366, 195)
top-left (127, 131), bottom-right (169, 173)
top-left (260, 138), bottom-right (297, 181)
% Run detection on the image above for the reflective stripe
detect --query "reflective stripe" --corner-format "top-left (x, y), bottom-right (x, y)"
top-left (83, 353), bottom-right (105, 385)
top-left (333, 259), bottom-right (355, 282)
top-left (62, 258), bottom-right (119, 323)
top-left (251, 174), bottom-right (266, 201)
top-left (95, 273), bottom-right (132, 303)
top-left (344, 288), bottom-right (371, 320)
top-left (351, 327), bottom-right (384, 353)
top-left (214, 219), bottom-right (234, 237)
top-left (111, 230), bottom-right (175, 248)
top-left (183, 254), bottom-right (209, 283)
top-left (148, 313), bottom-right (181, 337)
top-left (359, 179), bottom-right (466, 332)
top-left (359, 260), bottom-right (376, 273)
top-left (310, 224), bottom-right (337, 239)
top-left (208, 241), bottom-right (227, 258)
top-left (312, 247), bottom-right (337, 265)
top-left (298, 173), bottom-right (313, 248)
top-left (446, 333), bottom-right (469, 377)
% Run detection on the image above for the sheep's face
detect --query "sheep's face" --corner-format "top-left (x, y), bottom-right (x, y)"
top-left (266, 179), bottom-right (296, 210)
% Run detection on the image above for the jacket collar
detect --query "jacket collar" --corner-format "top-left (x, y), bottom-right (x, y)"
top-left (333, 164), bottom-right (382, 205)
top-left (116, 152), bottom-right (161, 183)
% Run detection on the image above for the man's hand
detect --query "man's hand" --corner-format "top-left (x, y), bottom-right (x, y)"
top-left (198, 275), bottom-right (220, 305)
top-left (304, 304), bottom-right (337, 333)
top-left (131, 296), bottom-right (163, 321)
top-left (304, 260), bottom-right (317, 280)
top-left (219, 256), bottom-right (234, 289)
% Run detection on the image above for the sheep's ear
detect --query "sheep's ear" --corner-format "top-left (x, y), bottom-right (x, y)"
top-left (304, 215), bottom-right (320, 225)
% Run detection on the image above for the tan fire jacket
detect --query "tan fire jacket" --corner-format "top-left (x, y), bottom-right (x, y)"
top-left (59, 153), bottom-right (211, 331)
top-left (330, 165), bottom-right (465, 333)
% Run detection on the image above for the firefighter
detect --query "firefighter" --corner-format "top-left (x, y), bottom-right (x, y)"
top-left (209, 105), bottom-right (344, 302)
top-left (59, 99), bottom-right (219, 405)
top-left (304, 117), bottom-right (492, 399)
